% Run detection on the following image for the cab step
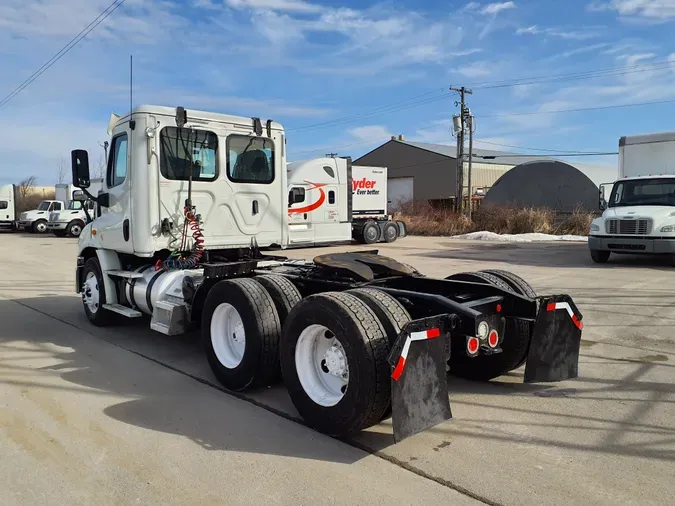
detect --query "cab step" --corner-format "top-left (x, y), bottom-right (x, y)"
top-left (102, 303), bottom-right (143, 318)
top-left (106, 270), bottom-right (145, 279)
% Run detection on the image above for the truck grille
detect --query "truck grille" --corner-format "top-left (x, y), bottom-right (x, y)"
top-left (605, 218), bottom-right (652, 235)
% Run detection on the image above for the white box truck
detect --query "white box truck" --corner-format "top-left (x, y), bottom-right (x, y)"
top-left (47, 179), bottom-right (103, 237)
top-left (589, 131), bottom-right (675, 264)
top-left (0, 184), bottom-right (18, 231)
top-left (17, 183), bottom-right (78, 233)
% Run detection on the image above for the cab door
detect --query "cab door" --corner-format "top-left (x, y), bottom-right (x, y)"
top-left (96, 126), bottom-right (134, 253)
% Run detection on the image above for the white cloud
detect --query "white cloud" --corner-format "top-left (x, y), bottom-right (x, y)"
top-left (224, 0), bottom-right (323, 13)
top-left (348, 125), bottom-right (393, 143)
top-left (457, 61), bottom-right (493, 78)
top-left (589, 0), bottom-right (675, 21)
top-left (516, 25), bottom-right (600, 39)
top-left (481, 2), bottom-right (516, 15)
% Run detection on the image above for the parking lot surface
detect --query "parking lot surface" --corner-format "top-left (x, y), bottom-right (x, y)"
top-left (0, 231), bottom-right (673, 505)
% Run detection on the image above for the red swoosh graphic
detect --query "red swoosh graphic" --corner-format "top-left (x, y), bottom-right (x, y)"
top-left (289, 181), bottom-right (326, 215)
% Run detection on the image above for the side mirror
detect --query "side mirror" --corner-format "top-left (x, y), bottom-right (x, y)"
top-left (599, 197), bottom-right (607, 211)
top-left (288, 187), bottom-right (305, 207)
top-left (71, 149), bottom-right (91, 189)
top-left (599, 183), bottom-right (612, 211)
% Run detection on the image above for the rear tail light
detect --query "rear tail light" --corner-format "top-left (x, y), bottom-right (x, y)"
top-left (488, 330), bottom-right (499, 348)
top-left (467, 336), bottom-right (480, 356)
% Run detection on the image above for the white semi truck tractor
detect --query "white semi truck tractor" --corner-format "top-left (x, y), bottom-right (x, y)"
top-left (589, 131), bottom-right (675, 265)
top-left (69, 104), bottom-right (584, 442)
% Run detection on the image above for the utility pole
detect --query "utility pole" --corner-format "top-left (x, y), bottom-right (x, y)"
top-left (467, 112), bottom-right (474, 221)
top-left (326, 152), bottom-right (338, 158)
top-left (450, 86), bottom-right (472, 212)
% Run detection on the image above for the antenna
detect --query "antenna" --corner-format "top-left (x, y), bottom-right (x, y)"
top-left (129, 54), bottom-right (135, 130)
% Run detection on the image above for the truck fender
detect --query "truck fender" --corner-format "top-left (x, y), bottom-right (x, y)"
top-left (95, 249), bottom-right (122, 305)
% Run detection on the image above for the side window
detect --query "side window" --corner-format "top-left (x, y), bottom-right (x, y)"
top-left (0, 201), bottom-right (7, 210)
top-left (160, 127), bottom-right (218, 181)
top-left (227, 135), bottom-right (275, 184)
top-left (328, 190), bottom-right (335, 205)
top-left (108, 134), bottom-right (128, 188)
top-left (52, 202), bottom-right (62, 211)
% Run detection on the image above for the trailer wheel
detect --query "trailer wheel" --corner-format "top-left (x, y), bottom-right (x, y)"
top-left (202, 278), bottom-right (281, 391)
top-left (362, 220), bottom-right (380, 244)
top-left (382, 222), bottom-right (398, 243)
top-left (81, 257), bottom-right (116, 327)
top-left (280, 292), bottom-right (391, 436)
top-left (348, 287), bottom-right (411, 421)
top-left (445, 271), bottom-right (531, 382)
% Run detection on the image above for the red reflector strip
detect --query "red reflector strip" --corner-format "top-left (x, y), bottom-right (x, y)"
top-left (391, 356), bottom-right (406, 381)
top-left (547, 301), bottom-right (583, 330)
top-left (392, 327), bottom-right (442, 380)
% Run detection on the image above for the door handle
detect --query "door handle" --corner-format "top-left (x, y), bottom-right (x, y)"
top-left (252, 200), bottom-right (259, 215)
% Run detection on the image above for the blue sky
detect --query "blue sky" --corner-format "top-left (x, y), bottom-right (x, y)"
top-left (1, 0), bottom-right (675, 186)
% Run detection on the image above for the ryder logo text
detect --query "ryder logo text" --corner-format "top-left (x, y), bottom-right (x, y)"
top-left (353, 178), bottom-right (380, 196)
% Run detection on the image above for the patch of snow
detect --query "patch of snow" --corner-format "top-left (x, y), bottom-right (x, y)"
top-left (451, 231), bottom-right (588, 242)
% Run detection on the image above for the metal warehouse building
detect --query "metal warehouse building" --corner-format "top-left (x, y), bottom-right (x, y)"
top-left (354, 137), bottom-right (617, 209)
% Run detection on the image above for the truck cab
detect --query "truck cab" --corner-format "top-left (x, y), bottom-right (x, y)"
top-left (47, 193), bottom-right (98, 238)
top-left (589, 131), bottom-right (675, 264)
top-left (18, 199), bottom-right (66, 233)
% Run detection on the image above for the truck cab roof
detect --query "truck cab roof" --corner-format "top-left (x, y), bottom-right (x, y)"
top-left (110, 105), bottom-right (285, 133)
top-left (619, 174), bottom-right (675, 181)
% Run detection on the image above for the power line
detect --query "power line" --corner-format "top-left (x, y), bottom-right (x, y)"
top-left (473, 139), bottom-right (608, 154)
top-left (288, 58), bottom-right (675, 134)
top-left (0, 0), bottom-right (126, 110)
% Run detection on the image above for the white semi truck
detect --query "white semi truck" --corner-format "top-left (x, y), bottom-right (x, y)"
top-left (0, 184), bottom-right (18, 231)
top-left (286, 159), bottom-right (406, 246)
top-left (589, 131), bottom-right (675, 264)
top-left (47, 179), bottom-right (103, 237)
top-left (68, 104), bottom-right (584, 442)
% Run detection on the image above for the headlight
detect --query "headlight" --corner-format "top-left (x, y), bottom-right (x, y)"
top-left (476, 321), bottom-right (489, 339)
top-left (590, 223), bottom-right (600, 232)
top-left (661, 225), bottom-right (675, 232)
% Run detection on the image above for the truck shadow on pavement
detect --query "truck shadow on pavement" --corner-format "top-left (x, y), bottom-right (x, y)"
top-left (1, 294), bottom-right (674, 467)
top-left (425, 241), bottom-right (675, 270)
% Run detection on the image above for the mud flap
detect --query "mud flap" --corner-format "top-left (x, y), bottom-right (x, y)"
top-left (387, 315), bottom-right (452, 443)
top-left (524, 294), bottom-right (583, 383)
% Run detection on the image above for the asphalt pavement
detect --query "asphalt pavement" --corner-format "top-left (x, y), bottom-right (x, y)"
top-left (0, 231), bottom-right (673, 506)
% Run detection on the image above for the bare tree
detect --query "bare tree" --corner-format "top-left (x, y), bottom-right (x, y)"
top-left (18, 176), bottom-right (37, 201)
top-left (92, 154), bottom-right (106, 180)
top-left (57, 157), bottom-right (67, 184)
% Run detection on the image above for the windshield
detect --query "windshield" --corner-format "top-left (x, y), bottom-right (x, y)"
top-left (68, 201), bottom-right (83, 210)
top-left (37, 201), bottom-right (51, 211)
top-left (609, 178), bottom-right (675, 207)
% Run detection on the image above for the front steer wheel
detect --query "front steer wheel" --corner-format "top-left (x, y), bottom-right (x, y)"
top-left (280, 292), bottom-right (391, 436)
top-left (202, 278), bottom-right (281, 392)
top-left (590, 249), bottom-right (610, 263)
top-left (81, 257), bottom-right (116, 327)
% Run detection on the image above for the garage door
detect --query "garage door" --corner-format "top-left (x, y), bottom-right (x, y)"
top-left (388, 177), bottom-right (414, 210)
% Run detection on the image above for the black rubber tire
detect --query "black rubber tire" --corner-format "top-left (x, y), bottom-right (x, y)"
top-left (52, 230), bottom-right (67, 238)
top-left (67, 221), bottom-right (85, 238)
top-left (445, 271), bottom-right (531, 382)
top-left (32, 219), bottom-right (48, 234)
top-left (480, 269), bottom-right (537, 298)
top-left (362, 220), bottom-right (380, 244)
top-left (590, 249), bottom-right (610, 263)
top-left (382, 222), bottom-right (398, 243)
top-left (446, 270), bottom-right (511, 289)
top-left (348, 287), bottom-right (411, 421)
top-left (81, 257), bottom-right (116, 327)
top-left (202, 278), bottom-right (282, 391)
top-left (255, 274), bottom-right (302, 328)
top-left (280, 292), bottom-right (391, 436)
top-left (396, 220), bottom-right (407, 238)
top-left (255, 274), bottom-right (302, 384)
